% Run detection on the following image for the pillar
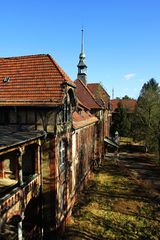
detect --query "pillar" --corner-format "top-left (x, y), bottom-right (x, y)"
top-left (18, 147), bottom-right (25, 186)
top-left (17, 213), bottom-right (24, 240)
top-left (35, 139), bottom-right (41, 176)
top-left (18, 219), bottom-right (23, 240)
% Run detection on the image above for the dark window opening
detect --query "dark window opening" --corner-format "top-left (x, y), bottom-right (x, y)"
top-left (22, 145), bottom-right (35, 180)
top-left (63, 97), bottom-right (71, 123)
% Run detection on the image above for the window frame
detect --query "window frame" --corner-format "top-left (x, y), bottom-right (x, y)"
top-left (63, 95), bottom-right (71, 123)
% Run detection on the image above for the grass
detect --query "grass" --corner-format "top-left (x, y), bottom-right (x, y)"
top-left (61, 158), bottom-right (160, 240)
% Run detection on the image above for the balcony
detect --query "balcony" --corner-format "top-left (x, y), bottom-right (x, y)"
top-left (0, 174), bottom-right (41, 224)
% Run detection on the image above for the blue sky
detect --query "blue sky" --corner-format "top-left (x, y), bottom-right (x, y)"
top-left (0, 0), bottom-right (160, 99)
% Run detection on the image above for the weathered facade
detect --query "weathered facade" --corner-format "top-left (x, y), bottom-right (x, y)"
top-left (75, 79), bottom-right (111, 163)
top-left (0, 128), bottom-right (45, 239)
top-left (0, 52), bottom-right (111, 239)
top-left (0, 54), bottom-right (77, 238)
top-left (87, 83), bottom-right (111, 138)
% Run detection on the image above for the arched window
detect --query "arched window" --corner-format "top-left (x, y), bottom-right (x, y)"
top-left (63, 97), bottom-right (67, 122)
top-left (63, 96), bottom-right (71, 122)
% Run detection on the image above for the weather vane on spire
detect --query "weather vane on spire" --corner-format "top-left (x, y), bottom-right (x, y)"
top-left (81, 26), bottom-right (84, 54)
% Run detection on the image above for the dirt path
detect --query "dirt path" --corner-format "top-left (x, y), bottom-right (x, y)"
top-left (61, 153), bottom-right (160, 240)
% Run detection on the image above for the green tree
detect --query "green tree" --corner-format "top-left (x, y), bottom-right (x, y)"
top-left (135, 78), bottom-right (160, 160)
top-left (112, 101), bottom-right (131, 137)
top-left (122, 95), bottom-right (132, 100)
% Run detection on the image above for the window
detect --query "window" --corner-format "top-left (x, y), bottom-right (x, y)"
top-left (63, 97), bottom-right (67, 122)
top-left (59, 140), bottom-right (65, 167)
top-left (22, 145), bottom-right (35, 177)
top-left (63, 96), bottom-right (71, 122)
top-left (67, 103), bottom-right (71, 121)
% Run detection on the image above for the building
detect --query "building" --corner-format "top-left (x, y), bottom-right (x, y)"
top-left (111, 99), bottom-right (137, 113)
top-left (77, 29), bottom-right (87, 84)
top-left (0, 32), bottom-right (111, 239)
top-left (0, 54), bottom-right (77, 238)
top-left (75, 30), bottom-right (111, 162)
top-left (87, 83), bottom-right (111, 137)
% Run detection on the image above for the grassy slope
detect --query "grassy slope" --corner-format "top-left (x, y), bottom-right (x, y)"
top-left (62, 159), bottom-right (160, 240)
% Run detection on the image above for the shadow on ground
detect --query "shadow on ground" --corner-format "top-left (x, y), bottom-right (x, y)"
top-left (60, 153), bottom-right (160, 240)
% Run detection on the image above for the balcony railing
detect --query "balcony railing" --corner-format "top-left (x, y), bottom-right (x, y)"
top-left (0, 174), bottom-right (41, 220)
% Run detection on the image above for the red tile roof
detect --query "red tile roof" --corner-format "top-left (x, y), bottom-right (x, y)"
top-left (111, 99), bottom-right (137, 113)
top-left (87, 83), bottom-right (110, 109)
top-left (75, 79), bottom-right (101, 110)
top-left (0, 54), bottom-right (75, 106)
top-left (77, 99), bottom-right (90, 110)
top-left (73, 111), bottom-right (98, 129)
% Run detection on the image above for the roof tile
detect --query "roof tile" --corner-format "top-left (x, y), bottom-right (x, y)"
top-left (75, 79), bottom-right (101, 110)
top-left (111, 99), bottom-right (137, 113)
top-left (73, 111), bottom-right (98, 129)
top-left (0, 54), bottom-right (75, 106)
top-left (87, 83), bottom-right (110, 109)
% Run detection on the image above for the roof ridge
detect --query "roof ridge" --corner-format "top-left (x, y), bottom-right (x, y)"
top-left (87, 83), bottom-right (110, 97)
top-left (87, 83), bottom-right (99, 85)
top-left (111, 99), bottom-right (137, 102)
top-left (47, 54), bottom-right (76, 87)
top-left (0, 53), bottom-right (48, 60)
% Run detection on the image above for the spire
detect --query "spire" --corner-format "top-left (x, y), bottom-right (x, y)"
top-left (81, 28), bottom-right (84, 55)
top-left (112, 88), bottom-right (114, 99)
top-left (77, 28), bottom-right (87, 84)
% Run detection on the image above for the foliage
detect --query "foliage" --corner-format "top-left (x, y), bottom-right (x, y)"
top-left (116, 95), bottom-right (133, 100)
top-left (139, 78), bottom-right (159, 97)
top-left (134, 78), bottom-right (160, 159)
top-left (122, 95), bottom-right (133, 100)
top-left (111, 101), bottom-right (131, 137)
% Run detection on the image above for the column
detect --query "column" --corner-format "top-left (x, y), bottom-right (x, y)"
top-left (36, 139), bottom-right (41, 175)
top-left (18, 147), bottom-right (25, 186)
top-left (17, 212), bottom-right (24, 240)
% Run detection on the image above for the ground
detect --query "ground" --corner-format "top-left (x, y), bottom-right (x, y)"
top-left (61, 152), bottom-right (160, 240)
